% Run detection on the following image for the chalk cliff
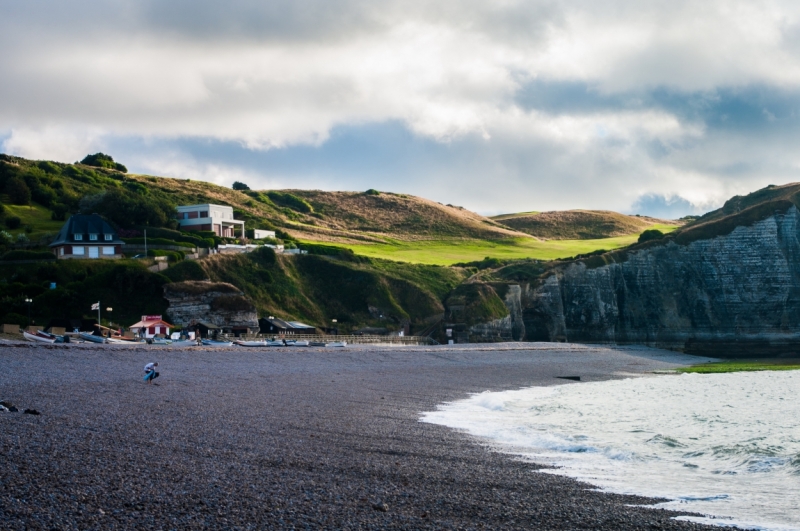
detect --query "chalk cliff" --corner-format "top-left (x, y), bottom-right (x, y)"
top-left (497, 205), bottom-right (800, 355)
top-left (164, 281), bottom-right (258, 331)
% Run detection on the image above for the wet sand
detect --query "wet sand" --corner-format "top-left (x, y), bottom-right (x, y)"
top-left (1, 341), bottom-right (722, 530)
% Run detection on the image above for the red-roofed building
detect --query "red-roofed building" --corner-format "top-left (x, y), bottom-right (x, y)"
top-left (128, 315), bottom-right (175, 338)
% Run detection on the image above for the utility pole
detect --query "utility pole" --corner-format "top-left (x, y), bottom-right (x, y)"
top-left (144, 229), bottom-right (148, 258)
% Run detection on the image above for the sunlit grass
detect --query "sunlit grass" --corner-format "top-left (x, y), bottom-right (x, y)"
top-left (678, 360), bottom-right (800, 373)
top-left (339, 225), bottom-right (680, 265)
top-left (2, 203), bottom-right (63, 238)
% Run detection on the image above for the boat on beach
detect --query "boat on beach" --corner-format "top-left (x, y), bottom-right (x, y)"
top-left (201, 338), bottom-right (234, 347)
top-left (234, 340), bottom-right (267, 347)
top-left (284, 340), bottom-right (309, 347)
top-left (309, 340), bottom-right (347, 347)
top-left (169, 339), bottom-right (198, 347)
top-left (23, 330), bottom-right (62, 344)
top-left (78, 332), bottom-right (108, 344)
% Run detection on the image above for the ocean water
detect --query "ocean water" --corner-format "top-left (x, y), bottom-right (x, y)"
top-left (421, 371), bottom-right (800, 530)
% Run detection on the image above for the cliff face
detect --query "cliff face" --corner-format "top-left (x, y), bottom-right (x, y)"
top-left (513, 207), bottom-right (800, 355)
top-left (164, 281), bottom-right (258, 331)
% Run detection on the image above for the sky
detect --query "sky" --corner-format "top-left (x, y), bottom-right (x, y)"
top-left (4, 1), bottom-right (800, 217)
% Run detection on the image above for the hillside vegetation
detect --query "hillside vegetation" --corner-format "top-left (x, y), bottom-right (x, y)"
top-left (491, 209), bottom-right (679, 240)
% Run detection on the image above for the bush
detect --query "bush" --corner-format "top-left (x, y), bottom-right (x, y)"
top-left (162, 260), bottom-right (207, 282)
top-left (365, 189), bottom-right (381, 195)
top-left (638, 229), bottom-right (665, 243)
top-left (0, 231), bottom-right (12, 244)
top-left (1, 250), bottom-right (56, 261)
top-left (80, 153), bottom-right (127, 173)
top-left (266, 191), bottom-right (313, 213)
top-left (232, 181), bottom-right (251, 191)
top-left (5, 216), bottom-right (21, 229)
top-left (122, 237), bottom-right (195, 248)
top-left (6, 177), bottom-right (31, 205)
top-left (51, 203), bottom-right (69, 221)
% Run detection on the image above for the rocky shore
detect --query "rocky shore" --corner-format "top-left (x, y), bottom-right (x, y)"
top-left (1, 341), bottom-right (725, 530)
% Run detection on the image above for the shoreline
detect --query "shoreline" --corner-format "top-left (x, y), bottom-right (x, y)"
top-left (2, 342), bottom-right (725, 530)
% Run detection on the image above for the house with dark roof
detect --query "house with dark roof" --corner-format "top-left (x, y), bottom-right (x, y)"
top-left (49, 214), bottom-right (125, 259)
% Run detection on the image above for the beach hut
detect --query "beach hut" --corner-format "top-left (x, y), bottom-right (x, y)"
top-left (128, 315), bottom-right (175, 339)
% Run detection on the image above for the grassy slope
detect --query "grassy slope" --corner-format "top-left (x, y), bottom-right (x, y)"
top-left (679, 360), bottom-right (800, 373)
top-left (491, 209), bottom-right (679, 240)
top-left (164, 248), bottom-right (468, 331)
top-left (339, 229), bottom-right (679, 265)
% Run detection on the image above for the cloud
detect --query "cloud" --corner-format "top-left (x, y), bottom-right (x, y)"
top-left (3, 1), bottom-right (800, 213)
top-left (630, 194), bottom-right (710, 219)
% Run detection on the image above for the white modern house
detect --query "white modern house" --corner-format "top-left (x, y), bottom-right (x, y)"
top-left (176, 204), bottom-right (245, 238)
top-left (253, 229), bottom-right (276, 239)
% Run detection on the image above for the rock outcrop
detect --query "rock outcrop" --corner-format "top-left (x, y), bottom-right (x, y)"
top-left (164, 281), bottom-right (258, 331)
top-left (507, 206), bottom-right (800, 355)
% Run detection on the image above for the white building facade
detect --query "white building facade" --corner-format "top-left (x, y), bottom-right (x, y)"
top-left (176, 204), bottom-right (245, 238)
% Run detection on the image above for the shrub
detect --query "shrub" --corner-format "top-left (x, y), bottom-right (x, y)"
top-left (266, 191), bottom-right (313, 213)
top-left (1, 250), bottom-right (56, 261)
top-left (365, 189), bottom-right (381, 195)
top-left (162, 260), bottom-right (207, 282)
top-left (638, 229), bottom-right (665, 243)
top-left (0, 230), bottom-right (12, 244)
top-left (16, 233), bottom-right (29, 243)
top-left (80, 153), bottom-right (127, 173)
top-left (5, 216), bottom-right (21, 229)
top-left (232, 181), bottom-right (251, 191)
top-left (51, 203), bottom-right (69, 221)
top-left (6, 177), bottom-right (31, 205)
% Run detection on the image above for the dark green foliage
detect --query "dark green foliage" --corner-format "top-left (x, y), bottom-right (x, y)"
top-left (445, 283), bottom-right (509, 326)
top-left (453, 256), bottom-right (505, 269)
top-left (80, 153), bottom-right (127, 173)
top-left (162, 260), bottom-right (208, 282)
top-left (275, 229), bottom-right (298, 243)
top-left (638, 229), bottom-right (664, 243)
top-left (232, 181), bottom-right (250, 191)
top-left (6, 177), bottom-right (31, 205)
top-left (82, 189), bottom-right (176, 228)
top-left (122, 237), bottom-right (195, 248)
top-left (0, 250), bottom-right (55, 261)
top-left (0, 260), bottom-right (169, 326)
top-left (493, 261), bottom-right (546, 282)
top-left (365, 189), bottom-right (381, 195)
top-left (5, 216), bottom-right (21, 229)
top-left (266, 191), bottom-right (313, 213)
top-left (300, 242), bottom-right (365, 262)
top-left (51, 203), bottom-right (69, 221)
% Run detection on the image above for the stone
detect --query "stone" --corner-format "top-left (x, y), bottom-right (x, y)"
top-left (0, 400), bottom-right (18, 412)
top-left (23, 408), bottom-right (40, 415)
top-left (164, 281), bottom-right (258, 331)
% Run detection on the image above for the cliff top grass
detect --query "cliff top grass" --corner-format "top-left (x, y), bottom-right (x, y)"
top-left (678, 360), bottom-right (800, 373)
top-left (491, 209), bottom-right (679, 240)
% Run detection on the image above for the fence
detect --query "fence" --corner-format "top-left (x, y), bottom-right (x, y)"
top-left (222, 333), bottom-right (437, 346)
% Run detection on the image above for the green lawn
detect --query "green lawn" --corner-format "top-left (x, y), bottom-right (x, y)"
top-left (339, 224), bottom-right (679, 265)
top-left (2, 203), bottom-right (63, 239)
top-left (678, 360), bottom-right (800, 373)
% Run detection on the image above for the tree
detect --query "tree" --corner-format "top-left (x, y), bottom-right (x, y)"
top-left (232, 181), bottom-right (251, 191)
top-left (4, 216), bottom-right (20, 229)
top-left (6, 177), bottom-right (31, 205)
top-left (638, 229), bottom-right (665, 244)
top-left (80, 153), bottom-right (127, 173)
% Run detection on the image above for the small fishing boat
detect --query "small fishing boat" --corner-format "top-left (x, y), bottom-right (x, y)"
top-left (201, 338), bottom-right (233, 347)
top-left (284, 340), bottom-right (310, 347)
top-left (23, 330), bottom-right (60, 344)
top-left (147, 337), bottom-right (172, 345)
top-left (79, 332), bottom-right (108, 344)
top-left (106, 337), bottom-right (139, 345)
top-left (234, 340), bottom-right (267, 347)
top-left (328, 341), bottom-right (347, 348)
top-left (265, 340), bottom-right (286, 347)
top-left (169, 339), bottom-right (198, 347)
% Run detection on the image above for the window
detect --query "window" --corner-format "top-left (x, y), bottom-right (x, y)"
top-left (102, 246), bottom-right (115, 255)
top-left (72, 246), bottom-right (85, 255)
top-left (59, 247), bottom-right (64, 256)
top-left (89, 234), bottom-right (98, 241)
top-left (104, 234), bottom-right (112, 241)
top-left (188, 211), bottom-right (199, 219)
top-left (200, 211), bottom-right (208, 218)
top-left (74, 234), bottom-right (83, 241)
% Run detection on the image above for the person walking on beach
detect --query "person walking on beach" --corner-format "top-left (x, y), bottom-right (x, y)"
top-left (143, 362), bottom-right (159, 384)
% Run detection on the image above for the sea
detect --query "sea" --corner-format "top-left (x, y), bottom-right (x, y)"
top-left (421, 371), bottom-right (800, 530)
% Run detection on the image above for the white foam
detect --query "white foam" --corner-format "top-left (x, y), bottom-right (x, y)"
top-left (421, 372), bottom-right (800, 530)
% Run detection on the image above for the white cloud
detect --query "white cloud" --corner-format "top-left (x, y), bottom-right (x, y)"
top-left (3, 1), bottom-right (800, 214)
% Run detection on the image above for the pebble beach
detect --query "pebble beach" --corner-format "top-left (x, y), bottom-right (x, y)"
top-left (1, 341), bottom-right (725, 530)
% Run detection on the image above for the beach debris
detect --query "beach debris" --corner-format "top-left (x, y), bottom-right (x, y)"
top-left (371, 501), bottom-right (389, 512)
top-left (0, 400), bottom-right (18, 412)
top-left (23, 408), bottom-right (40, 415)
top-left (0, 405), bottom-right (8, 412)
top-left (556, 376), bottom-right (581, 381)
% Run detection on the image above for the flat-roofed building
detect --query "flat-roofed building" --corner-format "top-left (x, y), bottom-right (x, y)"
top-left (176, 204), bottom-right (245, 238)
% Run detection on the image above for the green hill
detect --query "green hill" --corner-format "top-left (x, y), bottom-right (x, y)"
top-left (491, 209), bottom-right (679, 240)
